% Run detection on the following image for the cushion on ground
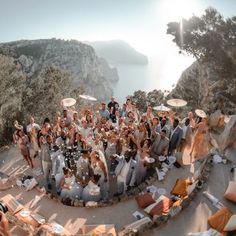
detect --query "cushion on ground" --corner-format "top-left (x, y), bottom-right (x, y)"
top-left (39, 222), bottom-right (71, 236)
top-left (15, 209), bottom-right (40, 228)
top-left (82, 224), bottom-right (116, 236)
top-left (144, 195), bottom-right (165, 214)
top-left (224, 181), bottom-right (236, 203)
top-left (188, 228), bottom-right (222, 236)
top-left (135, 193), bottom-right (155, 209)
top-left (171, 178), bottom-right (192, 197)
top-left (149, 196), bottom-right (173, 217)
top-left (208, 207), bottom-right (233, 233)
top-left (224, 215), bottom-right (236, 231)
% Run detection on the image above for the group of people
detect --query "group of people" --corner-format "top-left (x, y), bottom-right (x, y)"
top-left (13, 96), bottom-right (210, 203)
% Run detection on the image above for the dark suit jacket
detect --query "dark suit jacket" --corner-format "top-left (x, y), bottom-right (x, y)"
top-left (169, 126), bottom-right (183, 152)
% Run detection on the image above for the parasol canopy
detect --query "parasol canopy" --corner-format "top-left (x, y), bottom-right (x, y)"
top-left (61, 98), bottom-right (76, 107)
top-left (167, 98), bottom-right (187, 107)
top-left (153, 104), bottom-right (171, 112)
top-left (79, 94), bottom-right (97, 101)
top-left (195, 109), bottom-right (207, 118)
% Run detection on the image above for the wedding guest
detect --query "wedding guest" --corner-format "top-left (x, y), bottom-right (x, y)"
top-left (134, 138), bottom-right (150, 185)
top-left (62, 109), bottom-right (72, 127)
top-left (51, 149), bottom-right (66, 194)
top-left (119, 103), bottom-right (127, 118)
top-left (108, 96), bottom-right (119, 116)
top-left (151, 117), bottom-right (161, 140)
top-left (82, 175), bottom-right (101, 203)
top-left (105, 130), bottom-right (118, 174)
top-left (55, 130), bottom-right (69, 148)
top-left (114, 150), bottom-right (137, 195)
top-left (150, 130), bottom-right (169, 159)
top-left (99, 102), bottom-right (110, 120)
top-left (73, 132), bottom-right (86, 152)
top-left (180, 118), bottom-right (192, 152)
top-left (143, 105), bottom-right (154, 121)
top-left (190, 117), bottom-right (209, 161)
top-left (40, 134), bottom-right (54, 189)
top-left (168, 119), bottom-right (183, 155)
top-left (16, 130), bottom-right (34, 168)
top-left (60, 167), bottom-right (83, 200)
top-left (29, 126), bottom-right (40, 159)
top-left (12, 120), bottom-right (23, 144)
top-left (26, 116), bottom-right (40, 133)
top-left (126, 98), bottom-right (133, 113)
top-left (91, 134), bottom-right (104, 153)
top-left (158, 117), bottom-right (170, 137)
top-left (76, 150), bottom-right (92, 186)
top-left (79, 119), bottom-right (93, 140)
top-left (90, 151), bottom-right (108, 200)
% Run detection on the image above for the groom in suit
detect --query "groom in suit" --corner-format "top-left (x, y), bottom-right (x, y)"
top-left (114, 149), bottom-right (137, 195)
top-left (168, 119), bottom-right (183, 155)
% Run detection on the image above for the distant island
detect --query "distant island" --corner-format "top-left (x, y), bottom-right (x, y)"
top-left (87, 40), bottom-right (148, 65)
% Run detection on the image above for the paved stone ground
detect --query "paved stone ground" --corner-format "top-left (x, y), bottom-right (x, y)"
top-left (0, 146), bottom-right (235, 235)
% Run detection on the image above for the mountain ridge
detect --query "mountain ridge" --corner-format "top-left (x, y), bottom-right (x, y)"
top-left (87, 40), bottom-right (148, 65)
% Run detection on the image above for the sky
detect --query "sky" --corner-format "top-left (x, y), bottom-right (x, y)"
top-left (0, 0), bottom-right (235, 93)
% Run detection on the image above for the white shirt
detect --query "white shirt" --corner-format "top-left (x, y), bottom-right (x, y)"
top-left (27, 123), bottom-right (40, 133)
top-left (182, 125), bottom-right (188, 139)
top-left (119, 159), bottom-right (131, 179)
top-left (79, 127), bottom-right (92, 139)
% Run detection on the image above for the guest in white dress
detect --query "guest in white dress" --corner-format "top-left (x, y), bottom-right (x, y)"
top-left (60, 167), bottom-right (83, 200)
top-left (82, 175), bottom-right (101, 203)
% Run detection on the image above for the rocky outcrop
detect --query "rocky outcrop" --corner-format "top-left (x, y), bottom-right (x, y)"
top-left (0, 39), bottom-right (119, 100)
top-left (209, 110), bottom-right (225, 130)
top-left (98, 58), bottom-right (119, 82)
top-left (219, 115), bottom-right (236, 151)
top-left (169, 61), bottom-right (236, 114)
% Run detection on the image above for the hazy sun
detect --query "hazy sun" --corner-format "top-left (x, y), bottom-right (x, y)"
top-left (160, 0), bottom-right (201, 21)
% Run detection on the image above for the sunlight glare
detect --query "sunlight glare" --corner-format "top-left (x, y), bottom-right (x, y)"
top-left (160, 0), bottom-right (201, 22)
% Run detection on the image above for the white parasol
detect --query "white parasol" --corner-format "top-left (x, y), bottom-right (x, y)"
top-left (195, 109), bottom-right (207, 118)
top-left (153, 104), bottom-right (171, 112)
top-left (79, 94), bottom-right (97, 101)
top-left (61, 98), bottom-right (76, 107)
top-left (167, 99), bottom-right (187, 107)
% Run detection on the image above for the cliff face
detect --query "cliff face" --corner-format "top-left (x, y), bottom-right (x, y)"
top-left (0, 39), bottom-right (119, 100)
top-left (169, 61), bottom-right (236, 114)
top-left (0, 39), bottom-right (120, 145)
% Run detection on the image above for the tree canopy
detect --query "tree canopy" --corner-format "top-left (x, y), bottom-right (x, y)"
top-left (167, 8), bottom-right (236, 68)
top-left (167, 8), bottom-right (236, 111)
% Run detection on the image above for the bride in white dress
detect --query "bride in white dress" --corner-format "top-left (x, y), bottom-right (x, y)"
top-left (90, 151), bottom-right (109, 200)
top-left (60, 167), bottom-right (83, 199)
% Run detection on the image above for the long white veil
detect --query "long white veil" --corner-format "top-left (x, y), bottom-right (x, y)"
top-left (98, 150), bottom-right (109, 179)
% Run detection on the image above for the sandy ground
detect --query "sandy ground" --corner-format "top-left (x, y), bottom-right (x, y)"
top-left (0, 146), bottom-right (235, 235)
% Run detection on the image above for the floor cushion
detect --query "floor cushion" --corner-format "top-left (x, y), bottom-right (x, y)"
top-left (171, 178), bottom-right (192, 197)
top-left (135, 193), bottom-right (155, 209)
top-left (224, 214), bottom-right (236, 231)
top-left (208, 207), bottom-right (232, 233)
top-left (224, 181), bottom-right (236, 203)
